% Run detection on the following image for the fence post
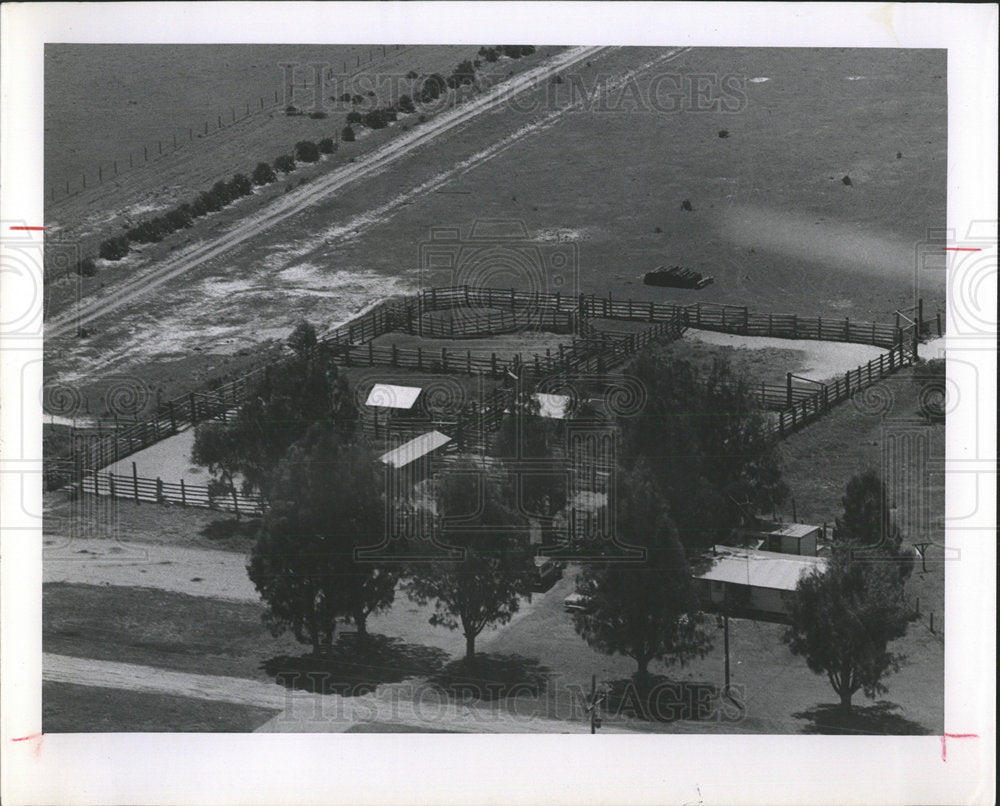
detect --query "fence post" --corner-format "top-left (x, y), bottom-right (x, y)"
top-left (231, 485), bottom-right (240, 520)
top-left (109, 474), bottom-right (115, 499)
top-left (845, 317), bottom-right (850, 341)
top-left (786, 373), bottom-right (793, 408)
top-left (936, 312), bottom-right (942, 336)
top-left (871, 322), bottom-right (876, 344)
top-left (156, 477), bottom-right (164, 504)
top-left (132, 462), bottom-right (140, 503)
top-left (845, 371), bottom-right (851, 396)
top-left (189, 392), bottom-right (197, 423)
top-left (768, 314), bottom-right (773, 336)
top-left (792, 314), bottom-right (797, 338)
top-left (180, 478), bottom-right (187, 507)
top-left (168, 401), bottom-right (177, 433)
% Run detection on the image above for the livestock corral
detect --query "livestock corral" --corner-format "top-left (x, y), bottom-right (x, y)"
top-left (41, 44), bottom-right (946, 736)
top-left (45, 284), bottom-right (930, 508)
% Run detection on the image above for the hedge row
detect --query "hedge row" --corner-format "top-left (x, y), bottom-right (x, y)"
top-left (91, 47), bottom-right (537, 268)
top-left (342, 46), bottom-right (536, 132)
top-left (97, 137), bottom-right (343, 263)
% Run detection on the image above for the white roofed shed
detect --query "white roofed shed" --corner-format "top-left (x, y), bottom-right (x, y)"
top-left (365, 384), bottom-right (422, 410)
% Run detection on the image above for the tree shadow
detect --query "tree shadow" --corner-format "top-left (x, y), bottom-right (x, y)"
top-left (430, 653), bottom-right (552, 701)
top-left (793, 702), bottom-right (931, 735)
top-left (261, 634), bottom-right (450, 696)
top-left (199, 517), bottom-right (261, 540)
top-left (604, 675), bottom-right (737, 723)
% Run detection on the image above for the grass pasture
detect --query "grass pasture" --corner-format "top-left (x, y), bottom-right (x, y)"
top-left (44, 47), bottom-right (945, 400)
top-left (43, 682), bottom-right (278, 732)
top-left (45, 44), bottom-right (490, 216)
top-left (323, 46), bottom-right (946, 321)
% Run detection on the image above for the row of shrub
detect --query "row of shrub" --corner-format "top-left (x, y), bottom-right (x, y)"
top-left (479, 45), bottom-right (537, 62)
top-left (89, 47), bottom-right (537, 270)
top-left (336, 45), bottom-right (538, 130)
top-left (96, 137), bottom-right (343, 263)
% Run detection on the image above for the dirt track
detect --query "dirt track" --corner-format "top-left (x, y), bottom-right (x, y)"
top-left (46, 46), bottom-right (609, 340)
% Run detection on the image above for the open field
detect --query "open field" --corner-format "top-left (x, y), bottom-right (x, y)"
top-left (43, 46), bottom-right (944, 413)
top-left (45, 44), bottom-right (506, 227)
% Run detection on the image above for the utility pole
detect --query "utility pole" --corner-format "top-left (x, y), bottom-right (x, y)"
top-left (587, 674), bottom-right (605, 733)
top-left (723, 612), bottom-right (731, 695)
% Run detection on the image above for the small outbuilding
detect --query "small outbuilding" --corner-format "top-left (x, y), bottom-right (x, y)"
top-left (694, 546), bottom-right (827, 621)
top-left (379, 430), bottom-right (452, 470)
top-left (733, 521), bottom-right (823, 556)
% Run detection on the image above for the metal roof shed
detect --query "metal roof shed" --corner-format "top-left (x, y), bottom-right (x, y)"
top-left (365, 384), bottom-right (422, 410)
top-left (532, 392), bottom-right (572, 419)
top-left (379, 430), bottom-right (452, 469)
top-left (697, 548), bottom-right (826, 592)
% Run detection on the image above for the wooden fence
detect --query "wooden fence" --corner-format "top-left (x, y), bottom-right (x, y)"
top-left (414, 307), bottom-right (576, 338)
top-left (416, 286), bottom-right (907, 349)
top-left (50, 373), bottom-right (262, 491)
top-left (768, 340), bottom-right (914, 438)
top-left (73, 468), bottom-right (265, 516)
top-left (52, 284), bottom-right (926, 499)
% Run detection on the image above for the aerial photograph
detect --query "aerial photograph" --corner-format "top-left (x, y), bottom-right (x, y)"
top-left (41, 42), bottom-right (947, 736)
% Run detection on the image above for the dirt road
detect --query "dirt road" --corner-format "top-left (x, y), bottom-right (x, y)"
top-left (46, 46), bottom-right (609, 340)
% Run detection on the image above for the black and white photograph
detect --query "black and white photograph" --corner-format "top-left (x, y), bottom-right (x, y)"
top-left (1, 3), bottom-right (995, 804)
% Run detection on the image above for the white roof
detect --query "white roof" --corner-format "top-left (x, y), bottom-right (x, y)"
top-left (379, 431), bottom-right (451, 469)
top-left (772, 523), bottom-right (821, 539)
top-left (532, 392), bottom-right (571, 419)
top-left (696, 547), bottom-right (826, 592)
top-left (365, 383), bottom-right (422, 409)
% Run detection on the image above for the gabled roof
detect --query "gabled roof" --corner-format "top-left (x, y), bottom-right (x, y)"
top-left (365, 383), bottom-right (422, 410)
top-left (695, 547), bottom-right (826, 592)
top-left (379, 431), bottom-right (452, 469)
